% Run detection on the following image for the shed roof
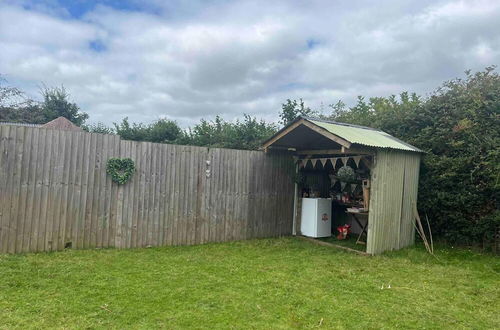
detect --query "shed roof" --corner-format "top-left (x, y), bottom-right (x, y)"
top-left (41, 117), bottom-right (83, 131)
top-left (262, 117), bottom-right (421, 153)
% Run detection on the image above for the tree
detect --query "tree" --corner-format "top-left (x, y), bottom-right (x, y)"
top-left (279, 98), bottom-right (316, 126)
top-left (148, 119), bottom-right (183, 143)
top-left (40, 86), bottom-right (88, 126)
top-left (0, 76), bottom-right (46, 123)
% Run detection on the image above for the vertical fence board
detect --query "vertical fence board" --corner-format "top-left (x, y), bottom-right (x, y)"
top-left (23, 127), bottom-right (38, 252)
top-left (0, 126), bottom-right (295, 254)
top-left (15, 127), bottom-right (31, 253)
top-left (8, 127), bottom-right (22, 253)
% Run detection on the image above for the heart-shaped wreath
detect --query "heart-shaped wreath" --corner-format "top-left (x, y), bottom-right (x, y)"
top-left (106, 158), bottom-right (135, 184)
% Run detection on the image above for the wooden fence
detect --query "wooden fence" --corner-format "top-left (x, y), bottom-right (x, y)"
top-left (0, 125), bottom-right (295, 254)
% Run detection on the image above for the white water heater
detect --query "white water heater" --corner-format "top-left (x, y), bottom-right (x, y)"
top-left (300, 198), bottom-right (332, 238)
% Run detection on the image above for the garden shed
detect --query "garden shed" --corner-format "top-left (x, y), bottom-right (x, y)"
top-left (262, 117), bottom-right (422, 255)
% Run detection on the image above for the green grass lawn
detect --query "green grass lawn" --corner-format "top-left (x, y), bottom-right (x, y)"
top-left (1, 238), bottom-right (499, 329)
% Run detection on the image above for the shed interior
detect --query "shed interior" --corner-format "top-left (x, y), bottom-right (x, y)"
top-left (261, 117), bottom-right (422, 255)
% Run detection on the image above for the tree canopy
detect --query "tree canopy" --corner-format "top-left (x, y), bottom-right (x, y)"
top-left (0, 80), bottom-right (89, 126)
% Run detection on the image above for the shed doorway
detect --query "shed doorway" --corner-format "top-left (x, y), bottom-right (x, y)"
top-left (295, 152), bottom-right (373, 253)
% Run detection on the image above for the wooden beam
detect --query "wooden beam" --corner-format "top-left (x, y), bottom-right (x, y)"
top-left (267, 146), bottom-right (296, 151)
top-left (301, 120), bottom-right (352, 149)
top-left (261, 118), bottom-right (352, 150)
top-left (260, 119), bottom-right (305, 150)
top-left (297, 236), bottom-right (370, 256)
top-left (296, 147), bottom-right (374, 155)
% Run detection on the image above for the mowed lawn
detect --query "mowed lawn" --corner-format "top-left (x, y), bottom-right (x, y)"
top-left (1, 238), bottom-right (499, 329)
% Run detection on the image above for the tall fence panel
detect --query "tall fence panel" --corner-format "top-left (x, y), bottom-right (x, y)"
top-left (0, 126), bottom-right (295, 253)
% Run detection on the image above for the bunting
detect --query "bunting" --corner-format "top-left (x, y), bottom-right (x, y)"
top-left (353, 156), bottom-right (362, 168)
top-left (350, 183), bottom-right (358, 193)
top-left (311, 158), bottom-right (318, 168)
top-left (320, 158), bottom-right (328, 167)
top-left (330, 158), bottom-right (338, 167)
top-left (340, 157), bottom-right (349, 166)
top-left (340, 181), bottom-right (347, 191)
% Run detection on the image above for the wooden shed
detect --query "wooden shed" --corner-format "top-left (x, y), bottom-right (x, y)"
top-left (262, 117), bottom-right (422, 255)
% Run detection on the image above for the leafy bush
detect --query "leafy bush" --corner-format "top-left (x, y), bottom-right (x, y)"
top-left (328, 67), bottom-right (500, 249)
top-left (185, 114), bottom-right (277, 150)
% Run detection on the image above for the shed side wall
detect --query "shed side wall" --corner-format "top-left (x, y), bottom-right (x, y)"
top-left (367, 150), bottom-right (405, 254)
top-left (367, 149), bottom-right (420, 254)
top-left (399, 153), bottom-right (421, 249)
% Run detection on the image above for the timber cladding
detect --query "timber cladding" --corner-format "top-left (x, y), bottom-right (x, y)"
top-left (0, 125), bottom-right (295, 254)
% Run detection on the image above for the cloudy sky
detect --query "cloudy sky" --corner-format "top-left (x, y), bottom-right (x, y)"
top-left (1, 0), bottom-right (499, 127)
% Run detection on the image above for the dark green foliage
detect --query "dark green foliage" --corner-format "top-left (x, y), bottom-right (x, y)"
top-left (186, 114), bottom-right (278, 150)
top-left (0, 77), bottom-right (47, 124)
top-left (106, 158), bottom-right (135, 184)
top-left (82, 122), bottom-right (115, 134)
top-left (279, 98), bottom-right (317, 125)
top-left (0, 103), bottom-right (47, 124)
top-left (327, 67), bottom-right (500, 248)
top-left (40, 86), bottom-right (88, 126)
top-left (0, 79), bottom-right (88, 126)
top-left (114, 117), bottom-right (184, 144)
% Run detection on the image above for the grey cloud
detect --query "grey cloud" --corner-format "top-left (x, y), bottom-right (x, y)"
top-left (0, 0), bottom-right (499, 128)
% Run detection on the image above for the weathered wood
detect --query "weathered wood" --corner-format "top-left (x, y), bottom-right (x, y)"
top-left (0, 126), bottom-right (295, 254)
top-left (296, 148), bottom-right (374, 155)
top-left (297, 236), bottom-right (370, 256)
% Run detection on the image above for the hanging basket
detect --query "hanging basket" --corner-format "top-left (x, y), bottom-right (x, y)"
top-left (337, 165), bottom-right (356, 183)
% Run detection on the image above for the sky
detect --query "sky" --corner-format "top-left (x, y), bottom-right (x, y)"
top-left (1, 0), bottom-right (499, 127)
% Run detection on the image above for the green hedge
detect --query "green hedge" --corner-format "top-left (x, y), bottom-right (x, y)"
top-left (330, 67), bottom-right (500, 250)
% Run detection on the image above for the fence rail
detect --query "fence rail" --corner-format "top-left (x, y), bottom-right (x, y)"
top-left (0, 125), bottom-right (295, 254)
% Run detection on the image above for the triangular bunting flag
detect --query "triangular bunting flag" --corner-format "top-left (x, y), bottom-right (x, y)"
top-left (353, 156), bottom-right (362, 168)
top-left (320, 158), bottom-right (328, 167)
top-left (350, 184), bottom-right (357, 193)
top-left (340, 181), bottom-right (347, 191)
top-left (328, 174), bottom-right (336, 187)
top-left (330, 158), bottom-right (337, 167)
top-left (311, 158), bottom-right (318, 168)
top-left (341, 157), bottom-right (349, 166)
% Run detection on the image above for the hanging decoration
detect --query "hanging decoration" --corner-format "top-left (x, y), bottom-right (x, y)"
top-left (329, 175), bottom-right (337, 187)
top-left (330, 158), bottom-right (338, 168)
top-left (106, 158), bottom-right (135, 185)
top-left (337, 165), bottom-right (356, 183)
top-left (297, 156), bottom-right (367, 170)
top-left (340, 181), bottom-right (347, 191)
top-left (350, 183), bottom-right (358, 193)
top-left (353, 156), bottom-right (362, 168)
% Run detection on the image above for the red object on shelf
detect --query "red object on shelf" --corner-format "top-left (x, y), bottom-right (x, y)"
top-left (336, 224), bottom-right (351, 240)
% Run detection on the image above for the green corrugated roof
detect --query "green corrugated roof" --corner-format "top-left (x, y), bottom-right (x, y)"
top-left (307, 118), bottom-right (421, 152)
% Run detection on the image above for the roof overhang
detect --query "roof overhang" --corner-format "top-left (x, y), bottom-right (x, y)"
top-left (262, 117), bottom-right (422, 154)
top-left (261, 118), bottom-right (352, 152)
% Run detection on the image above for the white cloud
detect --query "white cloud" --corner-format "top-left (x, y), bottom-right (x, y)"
top-left (0, 0), bottom-right (499, 127)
